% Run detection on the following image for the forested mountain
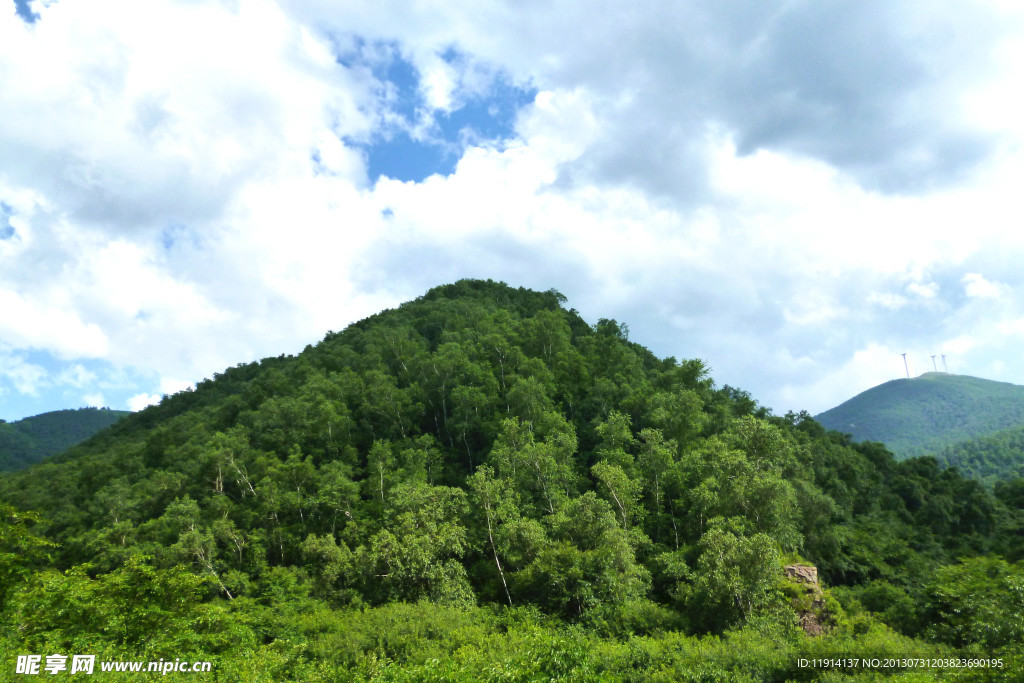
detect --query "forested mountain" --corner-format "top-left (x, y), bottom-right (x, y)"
top-left (927, 424), bottom-right (1024, 485)
top-left (0, 407), bottom-right (130, 472)
top-left (815, 372), bottom-right (1024, 458)
top-left (1, 280), bottom-right (1022, 680)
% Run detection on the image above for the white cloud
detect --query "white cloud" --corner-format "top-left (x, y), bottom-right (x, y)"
top-left (3, 0), bottom-right (1024, 422)
top-left (777, 343), bottom-right (901, 414)
top-left (0, 352), bottom-right (48, 396)
top-left (0, 289), bottom-right (109, 358)
top-left (127, 392), bottom-right (161, 411)
top-left (158, 377), bottom-right (193, 395)
top-left (83, 392), bottom-right (105, 408)
top-left (868, 292), bottom-right (909, 310)
top-left (57, 364), bottom-right (97, 388)
top-left (418, 55), bottom-right (458, 111)
top-left (0, 0), bottom-right (375, 229)
top-left (962, 273), bottom-right (1003, 299)
top-left (907, 282), bottom-right (940, 299)
top-left (124, 377), bottom-right (190, 412)
top-left (944, 335), bottom-right (979, 355)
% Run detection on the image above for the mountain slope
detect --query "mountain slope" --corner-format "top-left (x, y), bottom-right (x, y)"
top-left (815, 372), bottom-right (1024, 458)
top-left (927, 423), bottom-right (1024, 484)
top-left (0, 407), bottom-right (130, 472)
top-left (1, 279), bottom-right (1022, 679)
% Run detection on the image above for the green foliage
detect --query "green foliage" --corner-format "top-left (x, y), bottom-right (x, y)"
top-left (0, 279), bottom-right (1021, 679)
top-left (667, 522), bottom-right (786, 633)
top-left (0, 503), bottom-right (54, 612)
top-left (11, 556), bottom-right (249, 655)
top-left (514, 491), bottom-right (651, 619)
top-left (843, 580), bottom-right (921, 635)
top-left (358, 481), bottom-right (475, 606)
top-left (923, 556), bottom-right (1024, 649)
top-left (929, 423), bottom-right (1024, 484)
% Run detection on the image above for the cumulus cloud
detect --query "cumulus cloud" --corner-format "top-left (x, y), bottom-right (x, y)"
top-left (0, 0), bottom-right (375, 228)
top-left (127, 392), bottom-right (161, 412)
top-left (57, 364), bottom-right (97, 388)
top-left (2, 0), bottom-right (1024, 421)
top-left (83, 392), bottom-right (105, 408)
top-left (124, 377), bottom-right (193, 412)
top-left (963, 273), bottom-right (1004, 299)
top-left (298, 0), bottom-right (1017, 196)
top-left (0, 0), bottom-right (385, 403)
top-left (0, 289), bottom-right (109, 358)
top-left (0, 352), bottom-right (47, 397)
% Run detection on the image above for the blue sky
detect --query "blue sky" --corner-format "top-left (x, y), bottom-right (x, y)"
top-left (12, 0), bottom-right (34, 23)
top-left (346, 44), bottom-right (535, 183)
top-left (2, 0), bottom-right (1024, 422)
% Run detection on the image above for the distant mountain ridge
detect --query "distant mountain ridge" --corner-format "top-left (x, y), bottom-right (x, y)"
top-left (0, 407), bottom-right (130, 471)
top-left (815, 373), bottom-right (1024, 459)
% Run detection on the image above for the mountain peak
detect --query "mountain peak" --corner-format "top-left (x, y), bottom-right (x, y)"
top-left (815, 374), bottom-right (1024, 458)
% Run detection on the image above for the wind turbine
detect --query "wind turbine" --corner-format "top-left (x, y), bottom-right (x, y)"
top-left (901, 353), bottom-right (909, 379)
top-left (941, 354), bottom-right (949, 373)
top-left (931, 355), bottom-right (937, 372)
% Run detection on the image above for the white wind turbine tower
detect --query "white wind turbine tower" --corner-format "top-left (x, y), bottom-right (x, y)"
top-left (901, 353), bottom-right (910, 379)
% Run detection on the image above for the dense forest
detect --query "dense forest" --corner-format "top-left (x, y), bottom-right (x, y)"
top-left (0, 407), bottom-right (130, 472)
top-left (928, 424), bottom-right (1024, 485)
top-left (1, 280), bottom-right (1022, 681)
top-left (815, 373), bottom-right (1024, 459)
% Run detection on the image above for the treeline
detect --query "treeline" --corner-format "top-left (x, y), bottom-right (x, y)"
top-left (1, 279), bottom-right (1022, 680)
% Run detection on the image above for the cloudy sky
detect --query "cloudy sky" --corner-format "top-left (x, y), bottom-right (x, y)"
top-left (2, 0), bottom-right (1024, 422)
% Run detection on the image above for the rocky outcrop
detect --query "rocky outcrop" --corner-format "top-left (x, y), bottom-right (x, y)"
top-left (785, 565), bottom-right (818, 586)
top-left (784, 564), bottom-right (830, 636)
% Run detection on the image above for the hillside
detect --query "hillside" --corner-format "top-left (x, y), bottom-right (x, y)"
top-left (927, 423), bottom-right (1024, 484)
top-left (814, 372), bottom-right (1024, 458)
top-left (1, 280), bottom-right (1022, 680)
top-left (0, 407), bottom-right (130, 472)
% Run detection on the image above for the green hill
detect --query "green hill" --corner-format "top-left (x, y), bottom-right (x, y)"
top-left (814, 372), bottom-right (1024, 458)
top-left (926, 423), bottom-right (1024, 484)
top-left (1, 280), bottom-right (1022, 679)
top-left (0, 407), bottom-right (130, 472)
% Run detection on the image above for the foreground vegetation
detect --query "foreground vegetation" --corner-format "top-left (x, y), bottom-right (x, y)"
top-left (2, 280), bottom-right (1023, 680)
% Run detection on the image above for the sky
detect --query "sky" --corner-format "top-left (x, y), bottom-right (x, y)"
top-left (2, 0), bottom-right (1024, 422)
